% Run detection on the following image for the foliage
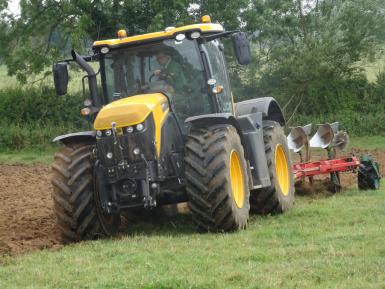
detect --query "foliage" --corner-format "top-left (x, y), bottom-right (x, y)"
top-left (0, 86), bottom-right (88, 150)
top-left (0, 0), bottom-right (384, 145)
top-left (0, 121), bottom-right (83, 150)
top-left (234, 0), bottom-right (385, 116)
top-left (0, 86), bottom-right (84, 125)
top-left (0, 0), bottom-right (194, 82)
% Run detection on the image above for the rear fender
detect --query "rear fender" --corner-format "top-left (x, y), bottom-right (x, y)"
top-left (185, 113), bottom-right (242, 134)
top-left (235, 97), bottom-right (285, 126)
top-left (53, 131), bottom-right (96, 145)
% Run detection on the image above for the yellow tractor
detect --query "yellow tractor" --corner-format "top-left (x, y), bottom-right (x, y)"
top-left (52, 15), bottom-right (294, 242)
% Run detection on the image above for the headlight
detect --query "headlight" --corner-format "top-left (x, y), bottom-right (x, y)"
top-left (136, 123), bottom-right (144, 131)
top-left (101, 47), bottom-right (109, 54)
top-left (105, 129), bottom-right (112, 136)
top-left (133, 147), bottom-right (141, 155)
top-left (190, 31), bottom-right (201, 39)
top-left (126, 126), bottom-right (134, 133)
top-left (96, 130), bottom-right (102, 137)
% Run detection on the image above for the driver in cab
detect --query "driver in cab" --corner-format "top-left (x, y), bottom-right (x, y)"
top-left (151, 50), bottom-right (188, 94)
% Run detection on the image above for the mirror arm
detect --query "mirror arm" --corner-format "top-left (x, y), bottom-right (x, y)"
top-left (200, 30), bottom-right (239, 42)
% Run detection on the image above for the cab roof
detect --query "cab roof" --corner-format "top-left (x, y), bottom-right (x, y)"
top-left (93, 22), bottom-right (224, 49)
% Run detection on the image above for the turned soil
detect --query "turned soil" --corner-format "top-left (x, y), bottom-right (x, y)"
top-left (0, 147), bottom-right (384, 256)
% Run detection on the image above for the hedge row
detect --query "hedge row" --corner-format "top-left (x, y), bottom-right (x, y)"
top-left (0, 85), bottom-right (383, 150)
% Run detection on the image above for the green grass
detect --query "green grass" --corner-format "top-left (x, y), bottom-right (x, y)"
top-left (1, 188), bottom-right (385, 289)
top-left (349, 135), bottom-right (385, 150)
top-left (0, 64), bottom-right (94, 93)
top-left (0, 147), bottom-right (57, 165)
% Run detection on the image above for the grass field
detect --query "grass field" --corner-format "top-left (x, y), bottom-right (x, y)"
top-left (0, 147), bottom-right (57, 165)
top-left (0, 187), bottom-right (384, 289)
top-left (0, 64), bottom-right (95, 92)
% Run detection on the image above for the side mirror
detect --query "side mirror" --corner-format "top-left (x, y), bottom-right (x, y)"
top-left (53, 63), bottom-right (69, 96)
top-left (232, 32), bottom-right (251, 65)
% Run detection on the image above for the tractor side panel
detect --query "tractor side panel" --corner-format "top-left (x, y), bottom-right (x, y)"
top-left (236, 112), bottom-right (271, 189)
top-left (159, 113), bottom-right (185, 178)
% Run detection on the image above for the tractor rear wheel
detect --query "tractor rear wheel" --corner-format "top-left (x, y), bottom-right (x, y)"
top-left (51, 143), bottom-right (120, 242)
top-left (185, 125), bottom-right (250, 232)
top-left (250, 121), bottom-right (295, 214)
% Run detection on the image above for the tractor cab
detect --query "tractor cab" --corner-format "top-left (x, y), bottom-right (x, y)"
top-left (100, 37), bottom-right (213, 124)
top-left (54, 16), bottom-right (251, 130)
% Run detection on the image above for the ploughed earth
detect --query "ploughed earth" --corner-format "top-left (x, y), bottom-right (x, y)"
top-left (0, 148), bottom-right (384, 256)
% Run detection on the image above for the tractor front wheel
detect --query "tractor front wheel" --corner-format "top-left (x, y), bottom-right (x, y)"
top-left (185, 125), bottom-right (250, 232)
top-left (51, 143), bottom-right (120, 242)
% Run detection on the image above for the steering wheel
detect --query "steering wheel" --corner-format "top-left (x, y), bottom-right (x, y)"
top-left (149, 69), bottom-right (174, 83)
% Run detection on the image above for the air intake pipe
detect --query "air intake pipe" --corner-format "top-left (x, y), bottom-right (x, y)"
top-left (71, 50), bottom-right (101, 107)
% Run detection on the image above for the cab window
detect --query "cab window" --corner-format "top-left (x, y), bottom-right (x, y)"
top-left (202, 39), bottom-right (233, 113)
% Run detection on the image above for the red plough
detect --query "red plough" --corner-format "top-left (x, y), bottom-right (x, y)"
top-left (292, 156), bottom-right (360, 181)
top-left (287, 122), bottom-right (380, 192)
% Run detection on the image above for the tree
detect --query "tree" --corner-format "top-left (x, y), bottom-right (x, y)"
top-left (0, 0), bottom-right (384, 121)
top-left (237, 0), bottom-right (385, 118)
top-left (0, 0), bottom-right (193, 82)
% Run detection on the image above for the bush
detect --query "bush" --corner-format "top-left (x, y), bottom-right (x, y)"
top-left (0, 122), bottom-right (87, 150)
top-left (0, 122), bottom-right (88, 151)
top-left (289, 71), bottom-right (385, 136)
top-left (0, 86), bottom-right (88, 150)
top-left (0, 86), bottom-right (85, 126)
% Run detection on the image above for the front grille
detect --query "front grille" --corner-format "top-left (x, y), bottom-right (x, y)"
top-left (97, 133), bottom-right (156, 167)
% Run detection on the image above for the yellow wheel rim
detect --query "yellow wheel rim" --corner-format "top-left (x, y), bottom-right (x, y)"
top-left (275, 144), bottom-right (290, 196)
top-left (230, 150), bottom-right (245, 208)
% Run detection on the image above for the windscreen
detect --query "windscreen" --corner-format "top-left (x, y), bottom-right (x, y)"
top-left (102, 39), bottom-right (214, 120)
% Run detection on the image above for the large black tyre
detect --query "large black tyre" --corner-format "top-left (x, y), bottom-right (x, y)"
top-left (51, 143), bottom-right (120, 243)
top-left (250, 121), bottom-right (295, 214)
top-left (185, 125), bottom-right (250, 232)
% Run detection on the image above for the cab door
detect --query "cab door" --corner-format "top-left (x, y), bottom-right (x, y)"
top-left (202, 39), bottom-right (233, 114)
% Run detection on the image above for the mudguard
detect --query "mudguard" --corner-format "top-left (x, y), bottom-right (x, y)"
top-left (235, 97), bottom-right (285, 126)
top-left (185, 113), bottom-right (242, 132)
top-left (185, 112), bottom-right (271, 189)
top-left (52, 131), bottom-right (96, 145)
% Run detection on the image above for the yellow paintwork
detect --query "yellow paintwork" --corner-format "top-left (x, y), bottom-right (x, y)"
top-left (94, 93), bottom-right (169, 157)
top-left (229, 150), bottom-right (245, 208)
top-left (275, 144), bottom-right (290, 196)
top-left (93, 23), bottom-right (224, 48)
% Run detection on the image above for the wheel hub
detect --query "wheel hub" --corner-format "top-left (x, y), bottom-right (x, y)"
top-left (275, 144), bottom-right (290, 196)
top-left (230, 150), bottom-right (245, 208)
